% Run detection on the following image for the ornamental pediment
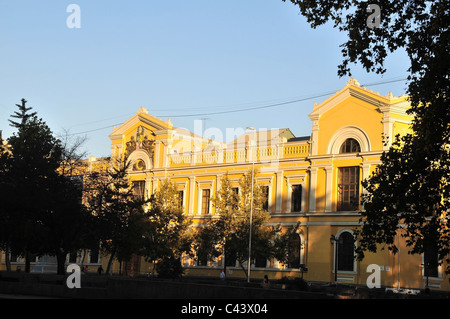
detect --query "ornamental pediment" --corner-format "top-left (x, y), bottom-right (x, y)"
top-left (124, 125), bottom-right (156, 162)
top-left (109, 107), bottom-right (172, 141)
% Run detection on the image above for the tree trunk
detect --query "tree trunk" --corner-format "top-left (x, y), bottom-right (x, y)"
top-left (106, 248), bottom-right (116, 275)
top-left (239, 261), bottom-right (248, 280)
top-left (222, 247), bottom-right (227, 274)
top-left (56, 251), bottom-right (67, 275)
top-left (25, 250), bottom-right (31, 273)
top-left (79, 249), bottom-right (87, 267)
top-left (5, 246), bottom-right (11, 272)
top-left (222, 244), bottom-right (229, 278)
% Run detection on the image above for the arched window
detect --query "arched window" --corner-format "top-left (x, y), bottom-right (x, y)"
top-left (339, 138), bottom-right (361, 154)
top-left (338, 232), bottom-right (355, 272)
top-left (424, 240), bottom-right (439, 278)
top-left (327, 126), bottom-right (371, 154)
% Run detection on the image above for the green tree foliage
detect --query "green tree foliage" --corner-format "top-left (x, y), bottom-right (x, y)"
top-left (155, 255), bottom-right (184, 279)
top-left (140, 179), bottom-right (192, 265)
top-left (0, 128), bottom-right (15, 271)
top-left (83, 162), bottom-right (149, 274)
top-left (273, 222), bottom-right (302, 268)
top-left (0, 99), bottom-right (92, 274)
top-left (4, 99), bottom-right (63, 272)
top-left (194, 172), bottom-right (280, 278)
top-left (195, 175), bottom-right (240, 269)
top-left (284, 0), bottom-right (449, 272)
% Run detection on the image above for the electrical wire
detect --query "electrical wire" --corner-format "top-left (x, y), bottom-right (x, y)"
top-left (66, 77), bottom-right (408, 136)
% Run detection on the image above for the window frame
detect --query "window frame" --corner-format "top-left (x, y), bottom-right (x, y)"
top-left (332, 230), bottom-right (357, 275)
top-left (132, 180), bottom-right (146, 201)
top-left (287, 233), bottom-right (302, 269)
top-left (285, 175), bottom-right (306, 213)
top-left (337, 166), bottom-right (360, 211)
top-left (200, 188), bottom-right (211, 215)
top-left (291, 184), bottom-right (302, 213)
top-left (339, 138), bottom-right (361, 154)
top-left (261, 185), bottom-right (270, 211)
top-left (177, 190), bottom-right (184, 209)
top-left (422, 244), bottom-right (443, 280)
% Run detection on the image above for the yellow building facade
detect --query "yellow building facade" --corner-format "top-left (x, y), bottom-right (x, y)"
top-left (2, 79), bottom-right (448, 292)
top-left (103, 78), bottom-right (448, 291)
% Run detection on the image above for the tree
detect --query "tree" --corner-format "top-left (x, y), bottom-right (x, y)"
top-left (2, 99), bottom-right (63, 272)
top-left (284, 0), bottom-right (450, 273)
top-left (41, 171), bottom-right (92, 275)
top-left (58, 129), bottom-right (88, 177)
top-left (0, 99), bottom-right (94, 274)
top-left (273, 222), bottom-right (302, 268)
top-left (140, 179), bottom-right (192, 271)
top-left (8, 98), bottom-right (36, 127)
top-left (0, 131), bottom-right (14, 271)
top-left (193, 175), bottom-right (239, 272)
top-left (357, 131), bottom-right (450, 273)
top-left (83, 162), bottom-right (149, 275)
top-left (194, 172), bottom-right (280, 279)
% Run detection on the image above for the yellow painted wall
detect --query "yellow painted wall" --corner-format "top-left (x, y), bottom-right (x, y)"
top-left (3, 82), bottom-right (448, 292)
top-left (317, 97), bottom-right (383, 155)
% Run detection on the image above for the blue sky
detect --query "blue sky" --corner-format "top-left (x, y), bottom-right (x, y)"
top-left (0, 1), bottom-right (411, 158)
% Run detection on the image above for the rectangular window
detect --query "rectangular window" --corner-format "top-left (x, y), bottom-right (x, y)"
top-left (197, 249), bottom-right (208, 266)
top-left (69, 251), bottom-right (78, 263)
top-left (337, 167), bottom-right (360, 211)
top-left (10, 254), bottom-right (18, 263)
top-left (201, 189), bottom-right (211, 214)
top-left (225, 248), bottom-right (237, 267)
top-left (261, 186), bottom-right (269, 211)
top-left (291, 185), bottom-right (302, 212)
top-left (287, 235), bottom-right (301, 269)
top-left (132, 181), bottom-right (146, 201)
top-left (424, 244), bottom-right (439, 278)
top-left (178, 190), bottom-right (184, 209)
top-left (255, 255), bottom-right (267, 268)
top-left (90, 247), bottom-right (99, 264)
top-left (69, 175), bottom-right (84, 204)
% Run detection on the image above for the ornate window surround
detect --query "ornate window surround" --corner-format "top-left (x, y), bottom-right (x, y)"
top-left (332, 229), bottom-right (357, 275)
top-left (126, 149), bottom-right (153, 173)
top-left (327, 126), bottom-right (371, 155)
top-left (285, 174), bottom-right (307, 213)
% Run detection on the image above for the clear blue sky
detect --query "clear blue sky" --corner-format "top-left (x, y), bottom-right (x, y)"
top-left (0, 1), bottom-right (411, 158)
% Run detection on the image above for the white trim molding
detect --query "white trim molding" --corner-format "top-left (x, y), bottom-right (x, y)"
top-left (285, 174), bottom-right (307, 213)
top-left (327, 126), bottom-right (371, 155)
top-left (126, 149), bottom-right (153, 172)
top-left (332, 228), bottom-right (358, 275)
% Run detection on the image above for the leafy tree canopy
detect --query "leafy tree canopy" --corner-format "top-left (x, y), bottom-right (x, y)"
top-left (284, 0), bottom-right (449, 272)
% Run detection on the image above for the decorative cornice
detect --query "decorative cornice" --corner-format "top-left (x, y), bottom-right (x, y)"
top-left (309, 78), bottom-right (410, 118)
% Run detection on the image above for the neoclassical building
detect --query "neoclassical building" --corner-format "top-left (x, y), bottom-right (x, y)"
top-left (103, 78), bottom-right (447, 291)
top-left (3, 79), bottom-right (448, 291)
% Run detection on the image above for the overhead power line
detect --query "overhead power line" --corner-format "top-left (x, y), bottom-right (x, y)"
top-left (66, 77), bottom-right (408, 136)
top-left (67, 124), bottom-right (124, 136)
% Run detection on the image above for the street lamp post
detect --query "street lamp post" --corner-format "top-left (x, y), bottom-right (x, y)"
top-left (246, 127), bottom-right (255, 283)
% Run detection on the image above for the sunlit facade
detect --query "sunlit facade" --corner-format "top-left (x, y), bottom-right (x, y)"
top-left (2, 78), bottom-right (448, 291)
